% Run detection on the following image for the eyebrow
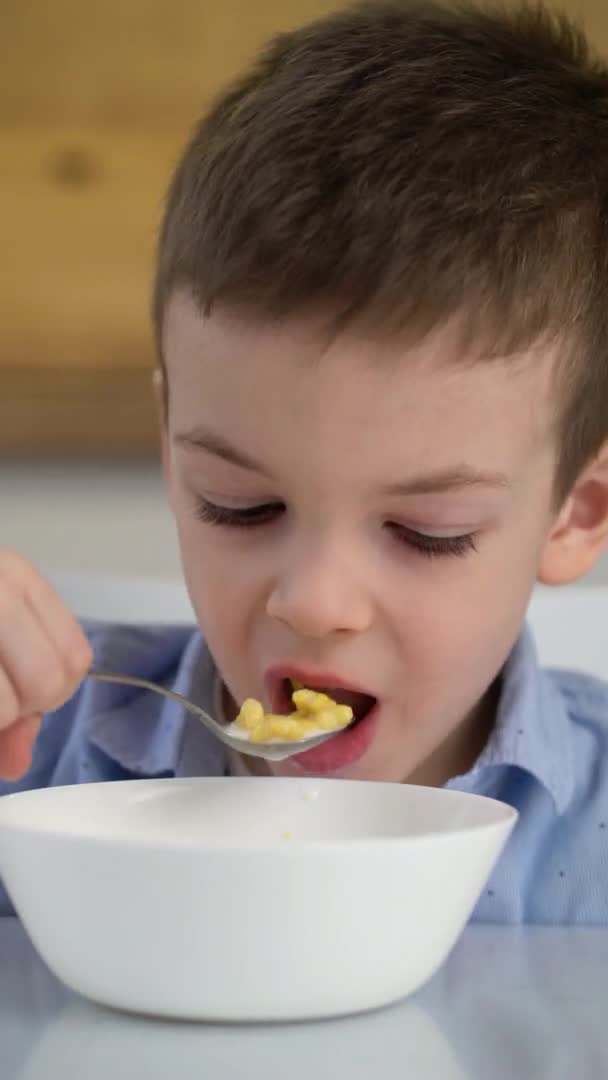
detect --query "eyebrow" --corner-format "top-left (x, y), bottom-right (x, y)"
top-left (174, 428), bottom-right (511, 493)
top-left (382, 468), bottom-right (511, 495)
top-left (173, 428), bottom-right (270, 474)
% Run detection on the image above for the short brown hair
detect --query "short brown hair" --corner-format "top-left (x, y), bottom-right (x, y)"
top-left (153, 1), bottom-right (608, 502)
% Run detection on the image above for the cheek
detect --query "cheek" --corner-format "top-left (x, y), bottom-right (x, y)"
top-left (172, 513), bottom-right (269, 654)
top-left (388, 531), bottom-right (543, 697)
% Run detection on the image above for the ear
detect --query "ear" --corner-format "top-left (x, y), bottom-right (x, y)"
top-left (538, 441), bottom-right (608, 585)
top-left (152, 369), bottom-right (172, 500)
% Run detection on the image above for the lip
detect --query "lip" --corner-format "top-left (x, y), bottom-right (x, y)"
top-left (263, 663), bottom-right (379, 775)
top-left (290, 703), bottom-right (380, 774)
top-left (264, 663), bottom-right (375, 712)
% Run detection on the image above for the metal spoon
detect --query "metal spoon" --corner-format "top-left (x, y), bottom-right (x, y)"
top-left (88, 671), bottom-right (344, 762)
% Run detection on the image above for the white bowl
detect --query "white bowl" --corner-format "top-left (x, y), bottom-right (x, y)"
top-left (0, 777), bottom-right (516, 1021)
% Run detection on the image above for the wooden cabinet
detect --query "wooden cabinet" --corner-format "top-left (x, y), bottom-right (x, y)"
top-left (0, 1), bottom-right (333, 457)
top-left (2, 0), bottom-right (607, 458)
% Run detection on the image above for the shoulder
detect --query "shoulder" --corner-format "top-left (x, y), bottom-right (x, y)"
top-left (476, 656), bottom-right (608, 925)
top-left (544, 666), bottom-right (608, 815)
top-left (528, 666), bottom-right (608, 924)
top-left (547, 666), bottom-right (608, 749)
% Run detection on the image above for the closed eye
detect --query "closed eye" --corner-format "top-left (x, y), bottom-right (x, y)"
top-left (193, 498), bottom-right (478, 558)
top-left (386, 523), bottom-right (478, 558)
top-left (194, 497), bottom-right (285, 527)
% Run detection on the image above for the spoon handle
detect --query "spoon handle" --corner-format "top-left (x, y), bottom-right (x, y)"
top-left (88, 670), bottom-right (223, 733)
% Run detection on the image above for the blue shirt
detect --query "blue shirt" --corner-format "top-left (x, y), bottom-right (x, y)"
top-left (1, 620), bottom-right (607, 923)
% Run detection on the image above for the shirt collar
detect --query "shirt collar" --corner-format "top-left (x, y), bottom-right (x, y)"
top-left (449, 624), bottom-right (575, 814)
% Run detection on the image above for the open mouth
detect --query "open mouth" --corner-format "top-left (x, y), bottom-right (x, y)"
top-left (275, 679), bottom-right (377, 727)
top-left (262, 666), bottom-right (381, 772)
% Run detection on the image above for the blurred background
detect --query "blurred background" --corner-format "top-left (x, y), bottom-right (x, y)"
top-left (2, 0), bottom-right (608, 581)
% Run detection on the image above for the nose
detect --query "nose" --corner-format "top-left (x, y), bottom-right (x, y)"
top-left (266, 534), bottom-right (373, 639)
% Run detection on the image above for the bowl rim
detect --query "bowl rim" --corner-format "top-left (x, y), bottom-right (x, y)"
top-left (0, 776), bottom-right (518, 855)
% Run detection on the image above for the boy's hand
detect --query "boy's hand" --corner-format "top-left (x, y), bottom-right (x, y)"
top-left (0, 552), bottom-right (92, 780)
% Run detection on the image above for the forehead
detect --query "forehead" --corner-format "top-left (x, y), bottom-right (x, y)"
top-left (163, 292), bottom-right (557, 467)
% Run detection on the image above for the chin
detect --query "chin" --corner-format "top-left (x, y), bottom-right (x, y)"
top-left (269, 755), bottom-right (401, 783)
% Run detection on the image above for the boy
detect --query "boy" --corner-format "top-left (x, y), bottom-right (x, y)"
top-left (1, 0), bottom-right (608, 923)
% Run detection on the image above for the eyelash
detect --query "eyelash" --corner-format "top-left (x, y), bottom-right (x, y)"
top-left (194, 498), bottom-right (284, 528)
top-left (386, 524), bottom-right (477, 559)
top-left (193, 498), bottom-right (478, 559)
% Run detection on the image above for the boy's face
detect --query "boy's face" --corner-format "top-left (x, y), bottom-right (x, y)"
top-left (162, 292), bottom-right (560, 784)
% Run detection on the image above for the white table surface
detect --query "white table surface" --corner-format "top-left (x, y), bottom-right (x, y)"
top-left (1, 919), bottom-right (606, 1079)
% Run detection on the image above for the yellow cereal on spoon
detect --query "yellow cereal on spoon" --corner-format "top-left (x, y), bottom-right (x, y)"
top-left (237, 699), bottom-right (265, 731)
top-left (235, 687), bottom-right (353, 745)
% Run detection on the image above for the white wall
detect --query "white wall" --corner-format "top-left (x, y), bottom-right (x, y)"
top-left (1, 463), bottom-right (607, 584)
top-left (0, 464), bottom-right (180, 577)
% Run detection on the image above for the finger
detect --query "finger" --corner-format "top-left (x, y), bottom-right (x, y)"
top-left (22, 571), bottom-right (93, 683)
top-left (0, 715), bottom-right (42, 781)
top-left (0, 551), bottom-right (92, 689)
top-left (0, 587), bottom-right (75, 718)
top-left (0, 666), bottom-right (19, 732)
